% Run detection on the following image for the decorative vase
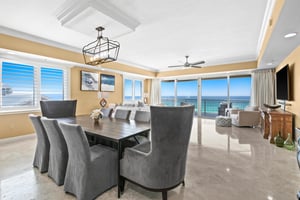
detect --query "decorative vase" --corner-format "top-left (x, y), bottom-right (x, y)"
top-left (275, 132), bottom-right (284, 147)
top-left (284, 133), bottom-right (294, 150)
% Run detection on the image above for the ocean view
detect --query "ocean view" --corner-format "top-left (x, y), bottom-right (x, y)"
top-left (161, 96), bottom-right (250, 115)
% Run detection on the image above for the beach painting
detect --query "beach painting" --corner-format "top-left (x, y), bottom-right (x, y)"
top-left (100, 74), bottom-right (115, 92)
top-left (81, 71), bottom-right (99, 91)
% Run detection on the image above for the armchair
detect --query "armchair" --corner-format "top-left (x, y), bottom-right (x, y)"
top-left (120, 105), bottom-right (194, 200)
top-left (230, 106), bottom-right (261, 127)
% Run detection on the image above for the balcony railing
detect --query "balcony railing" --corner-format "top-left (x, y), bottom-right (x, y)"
top-left (161, 96), bottom-right (250, 118)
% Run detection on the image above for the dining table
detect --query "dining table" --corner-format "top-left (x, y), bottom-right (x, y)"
top-left (56, 115), bottom-right (151, 198)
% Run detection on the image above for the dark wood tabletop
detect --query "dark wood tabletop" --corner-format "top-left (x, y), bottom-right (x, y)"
top-left (57, 115), bottom-right (150, 142)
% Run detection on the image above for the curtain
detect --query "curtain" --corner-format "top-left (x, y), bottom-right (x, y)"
top-left (150, 79), bottom-right (161, 105)
top-left (251, 68), bottom-right (275, 108)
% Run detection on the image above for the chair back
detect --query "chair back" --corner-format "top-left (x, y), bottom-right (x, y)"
top-left (150, 105), bottom-right (194, 184)
top-left (41, 118), bottom-right (68, 157)
top-left (29, 114), bottom-right (50, 172)
top-left (115, 109), bottom-right (131, 120)
top-left (101, 108), bottom-right (113, 118)
top-left (40, 100), bottom-right (77, 118)
top-left (41, 117), bottom-right (68, 185)
top-left (59, 123), bottom-right (90, 164)
top-left (134, 110), bottom-right (150, 122)
top-left (29, 114), bottom-right (49, 146)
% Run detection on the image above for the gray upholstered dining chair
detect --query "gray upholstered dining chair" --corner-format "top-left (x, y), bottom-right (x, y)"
top-left (120, 105), bottom-right (194, 200)
top-left (59, 122), bottom-right (118, 200)
top-left (40, 100), bottom-right (77, 118)
top-left (114, 109), bottom-right (131, 120)
top-left (41, 118), bottom-right (68, 186)
top-left (134, 110), bottom-right (151, 143)
top-left (29, 114), bottom-right (50, 173)
top-left (134, 110), bottom-right (150, 122)
top-left (100, 107), bottom-right (113, 118)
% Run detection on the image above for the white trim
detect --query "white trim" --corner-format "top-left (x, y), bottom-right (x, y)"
top-left (256, 0), bottom-right (276, 57)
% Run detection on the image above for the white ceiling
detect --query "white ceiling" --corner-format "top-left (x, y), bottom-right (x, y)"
top-left (0, 0), bottom-right (296, 72)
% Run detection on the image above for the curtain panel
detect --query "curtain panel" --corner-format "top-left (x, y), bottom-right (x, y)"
top-left (251, 68), bottom-right (275, 108)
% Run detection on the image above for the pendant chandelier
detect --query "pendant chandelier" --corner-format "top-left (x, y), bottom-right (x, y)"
top-left (82, 26), bottom-right (120, 66)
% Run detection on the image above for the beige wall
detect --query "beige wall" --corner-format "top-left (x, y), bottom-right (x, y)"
top-left (70, 67), bottom-right (124, 115)
top-left (0, 112), bottom-right (39, 138)
top-left (156, 61), bottom-right (257, 77)
top-left (276, 45), bottom-right (300, 127)
top-left (0, 34), bottom-right (153, 139)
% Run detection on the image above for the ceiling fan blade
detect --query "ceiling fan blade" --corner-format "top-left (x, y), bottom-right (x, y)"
top-left (168, 65), bottom-right (184, 68)
top-left (191, 65), bottom-right (202, 68)
top-left (190, 61), bottom-right (205, 65)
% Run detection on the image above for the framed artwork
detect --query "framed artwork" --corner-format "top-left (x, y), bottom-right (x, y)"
top-left (81, 71), bottom-right (99, 91)
top-left (100, 74), bottom-right (115, 92)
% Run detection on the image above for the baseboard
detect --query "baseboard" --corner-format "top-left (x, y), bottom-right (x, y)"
top-left (0, 133), bottom-right (35, 145)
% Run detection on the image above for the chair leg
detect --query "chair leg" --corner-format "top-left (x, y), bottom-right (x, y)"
top-left (297, 191), bottom-right (300, 200)
top-left (182, 180), bottom-right (185, 187)
top-left (162, 191), bottom-right (168, 200)
top-left (120, 177), bottom-right (125, 192)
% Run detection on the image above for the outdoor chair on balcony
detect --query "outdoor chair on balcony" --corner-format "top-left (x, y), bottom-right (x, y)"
top-left (218, 102), bottom-right (232, 116)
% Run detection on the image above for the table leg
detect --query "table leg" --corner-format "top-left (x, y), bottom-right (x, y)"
top-left (117, 141), bottom-right (121, 198)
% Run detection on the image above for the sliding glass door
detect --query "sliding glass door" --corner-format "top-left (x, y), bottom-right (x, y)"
top-left (201, 78), bottom-right (228, 117)
top-left (161, 80), bottom-right (175, 106)
top-left (229, 76), bottom-right (251, 109)
top-left (160, 75), bottom-right (251, 118)
top-left (161, 79), bottom-right (198, 114)
top-left (201, 75), bottom-right (251, 117)
top-left (177, 80), bottom-right (198, 113)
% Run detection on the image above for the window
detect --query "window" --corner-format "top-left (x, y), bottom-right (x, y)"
top-left (161, 79), bottom-right (198, 111)
top-left (1, 60), bottom-right (68, 111)
top-left (161, 80), bottom-right (175, 106)
top-left (2, 62), bottom-right (35, 107)
top-left (41, 67), bottom-right (64, 100)
top-left (123, 77), bottom-right (143, 102)
top-left (201, 75), bottom-right (251, 117)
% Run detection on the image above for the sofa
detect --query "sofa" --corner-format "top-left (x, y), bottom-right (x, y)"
top-left (110, 102), bottom-right (150, 120)
top-left (230, 106), bottom-right (261, 127)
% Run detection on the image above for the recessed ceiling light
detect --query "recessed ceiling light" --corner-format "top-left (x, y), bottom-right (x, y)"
top-left (267, 62), bottom-right (273, 66)
top-left (284, 32), bottom-right (297, 38)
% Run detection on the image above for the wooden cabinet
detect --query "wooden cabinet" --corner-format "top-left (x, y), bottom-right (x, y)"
top-left (262, 110), bottom-right (294, 143)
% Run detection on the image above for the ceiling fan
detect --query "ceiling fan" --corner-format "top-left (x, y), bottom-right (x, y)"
top-left (168, 55), bottom-right (205, 68)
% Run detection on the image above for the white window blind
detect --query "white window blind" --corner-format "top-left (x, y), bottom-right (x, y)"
top-left (1, 61), bottom-right (35, 108)
top-left (0, 60), bottom-right (68, 112)
top-left (41, 67), bottom-right (64, 100)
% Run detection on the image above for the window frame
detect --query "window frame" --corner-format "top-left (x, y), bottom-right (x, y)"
top-left (123, 76), bottom-right (144, 103)
top-left (0, 58), bottom-right (70, 113)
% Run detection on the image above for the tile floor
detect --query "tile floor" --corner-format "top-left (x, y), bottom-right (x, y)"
top-left (1, 118), bottom-right (300, 200)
